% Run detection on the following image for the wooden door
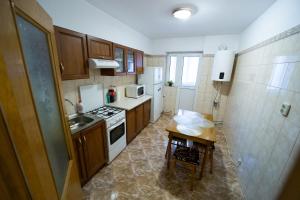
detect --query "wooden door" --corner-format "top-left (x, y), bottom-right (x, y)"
top-left (87, 35), bottom-right (113, 59)
top-left (0, 0), bottom-right (81, 199)
top-left (82, 121), bottom-right (107, 179)
top-left (136, 104), bottom-right (144, 133)
top-left (135, 50), bottom-right (144, 74)
top-left (72, 134), bottom-right (87, 185)
top-left (0, 108), bottom-right (31, 200)
top-left (55, 26), bottom-right (89, 80)
top-left (126, 109), bottom-right (136, 144)
top-left (143, 100), bottom-right (151, 128)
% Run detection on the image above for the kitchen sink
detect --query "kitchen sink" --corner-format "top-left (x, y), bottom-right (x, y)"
top-left (68, 114), bottom-right (94, 131)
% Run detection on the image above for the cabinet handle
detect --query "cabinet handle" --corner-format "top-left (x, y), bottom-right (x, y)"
top-left (83, 136), bottom-right (87, 143)
top-left (78, 138), bottom-right (82, 145)
top-left (60, 62), bottom-right (65, 72)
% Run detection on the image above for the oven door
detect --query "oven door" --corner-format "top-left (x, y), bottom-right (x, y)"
top-left (107, 119), bottom-right (126, 146)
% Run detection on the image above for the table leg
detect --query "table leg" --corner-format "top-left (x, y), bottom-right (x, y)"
top-left (167, 134), bottom-right (172, 169)
top-left (199, 145), bottom-right (208, 179)
top-left (210, 146), bottom-right (213, 174)
top-left (190, 165), bottom-right (196, 191)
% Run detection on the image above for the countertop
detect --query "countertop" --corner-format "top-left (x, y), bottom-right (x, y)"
top-left (107, 95), bottom-right (152, 110)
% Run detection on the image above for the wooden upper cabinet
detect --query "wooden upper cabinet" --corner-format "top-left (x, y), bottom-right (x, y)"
top-left (100, 43), bottom-right (127, 76)
top-left (54, 26), bottom-right (89, 80)
top-left (135, 50), bottom-right (144, 74)
top-left (81, 121), bottom-right (107, 179)
top-left (87, 35), bottom-right (113, 59)
top-left (126, 48), bottom-right (135, 74)
top-left (113, 44), bottom-right (127, 75)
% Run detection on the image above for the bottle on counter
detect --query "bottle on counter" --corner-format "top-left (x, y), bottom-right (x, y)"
top-left (76, 100), bottom-right (84, 114)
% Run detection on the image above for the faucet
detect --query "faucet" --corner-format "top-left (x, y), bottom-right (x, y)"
top-left (64, 98), bottom-right (74, 107)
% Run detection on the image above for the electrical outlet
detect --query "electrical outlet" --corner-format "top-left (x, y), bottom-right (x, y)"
top-left (280, 103), bottom-right (291, 117)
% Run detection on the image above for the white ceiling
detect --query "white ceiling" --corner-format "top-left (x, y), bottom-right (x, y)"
top-left (86, 0), bottom-right (276, 39)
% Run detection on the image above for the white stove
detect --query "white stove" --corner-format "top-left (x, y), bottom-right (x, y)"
top-left (88, 105), bottom-right (126, 163)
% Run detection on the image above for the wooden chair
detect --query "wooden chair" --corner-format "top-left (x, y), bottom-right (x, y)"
top-left (171, 145), bottom-right (200, 190)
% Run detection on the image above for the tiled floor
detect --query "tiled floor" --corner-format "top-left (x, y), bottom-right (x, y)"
top-left (83, 114), bottom-right (244, 200)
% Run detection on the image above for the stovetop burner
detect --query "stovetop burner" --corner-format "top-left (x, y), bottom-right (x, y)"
top-left (88, 106), bottom-right (123, 119)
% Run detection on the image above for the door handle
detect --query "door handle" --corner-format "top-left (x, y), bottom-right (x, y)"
top-left (60, 62), bottom-right (65, 72)
top-left (78, 138), bottom-right (82, 145)
top-left (83, 136), bottom-right (87, 144)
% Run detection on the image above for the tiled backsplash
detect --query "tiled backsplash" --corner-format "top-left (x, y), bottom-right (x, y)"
top-left (62, 68), bottom-right (135, 115)
top-left (223, 32), bottom-right (300, 199)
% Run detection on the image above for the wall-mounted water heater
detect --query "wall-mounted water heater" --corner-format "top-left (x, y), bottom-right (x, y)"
top-left (211, 50), bottom-right (235, 82)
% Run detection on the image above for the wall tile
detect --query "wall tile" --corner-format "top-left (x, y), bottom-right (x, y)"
top-left (223, 33), bottom-right (300, 199)
top-left (61, 70), bottom-right (136, 115)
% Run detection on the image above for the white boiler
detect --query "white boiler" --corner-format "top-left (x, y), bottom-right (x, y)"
top-left (211, 50), bottom-right (235, 82)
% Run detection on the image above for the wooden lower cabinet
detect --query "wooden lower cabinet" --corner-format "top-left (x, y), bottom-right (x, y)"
top-left (126, 109), bottom-right (136, 144)
top-left (135, 104), bottom-right (144, 133)
top-left (72, 120), bottom-right (107, 185)
top-left (126, 100), bottom-right (151, 144)
top-left (72, 134), bottom-right (87, 185)
top-left (143, 100), bottom-right (151, 127)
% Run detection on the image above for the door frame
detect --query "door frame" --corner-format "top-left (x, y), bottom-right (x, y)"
top-left (0, 0), bottom-right (81, 199)
top-left (166, 52), bottom-right (203, 112)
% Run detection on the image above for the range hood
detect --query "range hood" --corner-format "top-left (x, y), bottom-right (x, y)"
top-left (88, 58), bottom-right (119, 69)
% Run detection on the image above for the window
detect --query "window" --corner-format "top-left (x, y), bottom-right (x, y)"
top-left (181, 57), bottom-right (199, 87)
top-left (169, 56), bottom-right (177, 83)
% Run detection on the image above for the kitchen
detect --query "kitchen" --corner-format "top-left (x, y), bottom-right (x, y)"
top-left (1, 0), bottom-right (300, 200)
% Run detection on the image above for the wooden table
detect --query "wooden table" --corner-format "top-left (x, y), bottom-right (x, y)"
top-left (165, 109), bottom-right (216, 179)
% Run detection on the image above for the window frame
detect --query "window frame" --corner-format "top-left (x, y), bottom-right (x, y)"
top-left (166, 53), bottom-right (202, 88)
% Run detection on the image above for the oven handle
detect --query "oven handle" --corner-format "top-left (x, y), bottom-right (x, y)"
top-left (107, 118), bottom-right (126, 132)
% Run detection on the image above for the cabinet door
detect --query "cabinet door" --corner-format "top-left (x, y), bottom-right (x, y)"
top-left (87, 35), bottom-right (113, 59)
top-left (82, 121), bottom-right (107, 179)
top-left (72, 134), bottom-right (87, 185)
top-left (126, 109), bottom-right (136, 144)
top-left (143, 100), bottom-right (151, 128)
top-left (54, 26), bottom-right (89, 80)
top-left (126, 48), bottom-right (135, 74)
top-left (136, 104), bottom-right (144, 133)
top-left (113, 44), bottom-right (126, 75)
top-left (135, 50), bottom-right (144, 74)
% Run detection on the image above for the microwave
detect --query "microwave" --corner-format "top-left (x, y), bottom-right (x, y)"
top-left (125, 84), bottom-right (145, 98)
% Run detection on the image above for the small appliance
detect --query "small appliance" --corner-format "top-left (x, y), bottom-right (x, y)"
top-left (125, 84), bottom-right (145, 98)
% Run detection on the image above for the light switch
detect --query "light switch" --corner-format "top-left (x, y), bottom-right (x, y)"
top-left (280, 103), bottom-right (291, 117)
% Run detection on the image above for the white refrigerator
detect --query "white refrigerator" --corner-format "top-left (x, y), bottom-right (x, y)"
top-left (138, 67), bottom-right (163, 122)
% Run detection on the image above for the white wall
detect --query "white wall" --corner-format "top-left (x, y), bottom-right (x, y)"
top-left (151, 35), bottom-right (240, 55)
top-left (240, 0), bottom-right (300, 50)
top-left (37, 0), bottom-right (152, 54)
top-left (151, 37), bottom-right (204, 55)
top-left (38, 0), bottom-right (240, 55)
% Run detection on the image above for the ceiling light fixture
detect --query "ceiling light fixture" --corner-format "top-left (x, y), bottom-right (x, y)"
top-left (172, 8), bottom-right (192, 20)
